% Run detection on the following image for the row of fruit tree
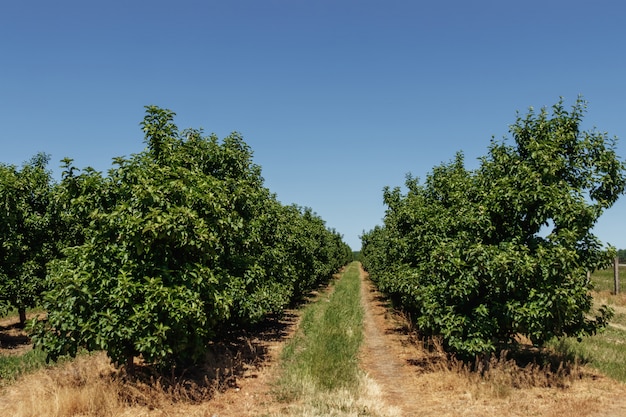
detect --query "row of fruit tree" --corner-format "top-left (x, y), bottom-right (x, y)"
top-left (361, 98), bottom-right (626, 359)
top-left (0, 106), bottom-right (352, 371)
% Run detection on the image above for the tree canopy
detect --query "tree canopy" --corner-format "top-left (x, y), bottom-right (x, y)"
top-left (33, 106), bottom-right (351, 370)
top-left (362, 98), bottom-right (626, 358)
top-left (0, 153), bottom-right (57, 325)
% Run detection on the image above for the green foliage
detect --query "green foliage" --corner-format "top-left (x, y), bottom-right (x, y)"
top-left (362, 98), bottom-right (626, 359)
top-left (32, 106), bottom-right (350, 370)
top-left (0, 154), bottom-right (57, 323)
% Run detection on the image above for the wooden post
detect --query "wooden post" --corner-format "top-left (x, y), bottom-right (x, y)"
top-left (614, 256), bottom-right (620, 295)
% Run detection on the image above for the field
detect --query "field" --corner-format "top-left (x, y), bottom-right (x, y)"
top-left (2, 264), bottom-right (626, 416)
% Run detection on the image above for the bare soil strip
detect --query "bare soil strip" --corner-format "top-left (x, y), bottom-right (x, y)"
top-left (172, 282), bottom-right (344, 416)
top-left (359, 267), bottom-right (426, 414)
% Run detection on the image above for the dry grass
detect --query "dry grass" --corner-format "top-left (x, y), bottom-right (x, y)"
top-left (0, 352), bottom-right (124, 417)
top-left (0, 338), bottom-right (622, 417)
top-left (263, 374), bottom-right (401, 417)
top-left (354, 266), bottom-right (626, 416)
top-left (0, 302), bottom-right (301, 416)
top-left (4, 266), bottom-right (626, 416)
top-left (0, 340), bottom-right (265, 417)
top-left (395, 311), bottom-right (588, 395)
top-left (594, 290), bottom-right (626, 310)
top-left (0, 350), bottom-right (247, 417)
top-left (431, 350), bottom-right (585, 399)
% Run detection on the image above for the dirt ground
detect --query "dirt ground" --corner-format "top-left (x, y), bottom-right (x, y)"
top-left (0, 315), bottom-right (32, 357)
top-left (4, 267), bottom-right (626, 416)
top-left (191, 311), bottom-right (301, 417)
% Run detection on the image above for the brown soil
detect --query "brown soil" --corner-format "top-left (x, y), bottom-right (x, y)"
top-left (0, 315), bottom-right (33, 356)
top-left (359, 267), bottom-right (426, 414)
top-left (192, 311), bottom-right (300, 417)
top-left (0, 309), bottom-right (302, 417)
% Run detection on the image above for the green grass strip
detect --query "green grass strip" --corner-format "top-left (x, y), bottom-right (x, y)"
top-left (0, 348), bottom-right (49, 386)
top-left (591, 266), bottom-right (626, 293)
top-left (277, 262), bottom-right (363, 399)
top-left (551, 327), bottom-right (626, 383)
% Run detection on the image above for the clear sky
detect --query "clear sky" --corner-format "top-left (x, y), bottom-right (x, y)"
top-left (2, 0), bottom-right (625, 251)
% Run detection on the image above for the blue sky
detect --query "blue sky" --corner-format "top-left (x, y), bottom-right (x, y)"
top-left (2, 0), bottom-right (625, 251)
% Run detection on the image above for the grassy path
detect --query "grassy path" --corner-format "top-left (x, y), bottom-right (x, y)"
top-left (269, 261), bottom-right (396, 417)
top-left (277, 261), bottom-right (363, 394)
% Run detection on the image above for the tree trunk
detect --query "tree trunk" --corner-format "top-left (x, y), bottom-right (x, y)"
top-left (18, 308), bottom-right (27, 327)
top-left (126, 354), bottom-right (135, 377)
